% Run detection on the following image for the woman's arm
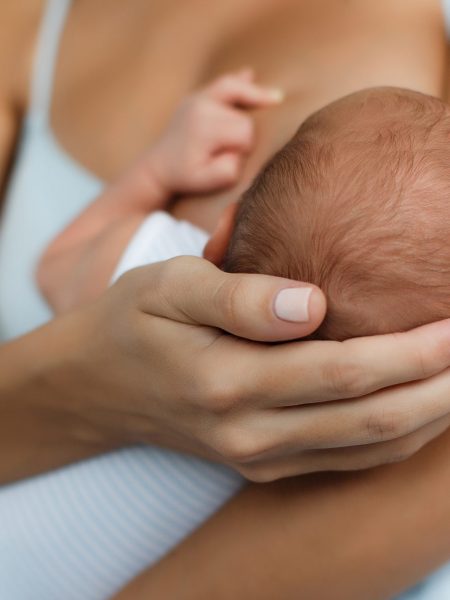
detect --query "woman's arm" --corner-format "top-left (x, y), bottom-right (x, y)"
top-left (0, 2), bottom-right (37, 204)
top-left (115, 421), bottom-right (450, 600)
top-left (0, 96), bottom-right (17, 199)
top-left (0, 309), bottom-right (120, 482)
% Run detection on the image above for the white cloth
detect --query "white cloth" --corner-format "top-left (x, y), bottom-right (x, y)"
top-left (111, 211), bottom-right (209, 281)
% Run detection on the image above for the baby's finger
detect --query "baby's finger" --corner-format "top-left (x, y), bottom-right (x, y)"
top-left (210, 111), bottom-right (255, 153)
top-left (207, 75), bottom-right (284, 108)
top-left (234, 67), bottom-right (255, 82)
top-left (197, 153), bottom-right (242, 189)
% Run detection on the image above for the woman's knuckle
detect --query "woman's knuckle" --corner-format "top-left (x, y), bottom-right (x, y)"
top-left (116, 264), bottom-right (145, 288)
top-left (159, 256), bottom-right (197, 287)
top-left (198, 373), bottom-right (240, 415)
top-left (142, 259), bottom-right (178, 304)
top-left (323, 360), bottom-right (368, 398)
top-left (114, 266), bottom-right (154, 306)
top-left (216, 427), bottom-right (265, 463)
top-left (365, 409), bottom-right (411, 442)
top-left (411, 346), bottom-right (433, 379)
top-left (419, 338), bottom-right (450, 376)
top-left (156, 257), bottom-right (178, 286)
top-left (215, 277), bottom-right (245, 331)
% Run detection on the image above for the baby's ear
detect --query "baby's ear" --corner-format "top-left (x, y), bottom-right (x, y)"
top-left (203, 202), bottom-right (238, 266)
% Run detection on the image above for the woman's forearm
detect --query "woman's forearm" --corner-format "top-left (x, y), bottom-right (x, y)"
top-left (115, 427), bottom-right (450, 600)
top-left (0, 311), bottom-right (117, 483)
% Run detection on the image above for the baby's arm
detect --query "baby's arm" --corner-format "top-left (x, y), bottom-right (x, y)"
top-left (37, 71), bottom-right (283, 313)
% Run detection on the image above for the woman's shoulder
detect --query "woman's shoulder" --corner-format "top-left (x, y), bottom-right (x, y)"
top-left (0, 0), bottom-right (45, 110)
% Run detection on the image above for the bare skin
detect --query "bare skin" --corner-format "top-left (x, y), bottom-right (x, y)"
top-left (2, 0), bottom-right (450, 598)
top-left (37, 71), bottom-right (282, 312)
top-left (50, 0), bottom-right (445, 230)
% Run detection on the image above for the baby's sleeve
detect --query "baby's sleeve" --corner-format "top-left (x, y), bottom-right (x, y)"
top-left (110, 211), bottom-right (209, 284)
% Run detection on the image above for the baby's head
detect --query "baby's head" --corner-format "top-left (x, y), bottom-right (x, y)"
top-left (222, 88), bottom-right (450, 340)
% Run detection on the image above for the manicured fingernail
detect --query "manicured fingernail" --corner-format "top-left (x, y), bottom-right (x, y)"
top-left (268, 88), bottom-right (285, 102)
top-left (274, 288), bottom-right (312, 322)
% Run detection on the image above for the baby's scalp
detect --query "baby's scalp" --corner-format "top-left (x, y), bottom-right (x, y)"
top-left (224, 87), bottom-right (450, 340)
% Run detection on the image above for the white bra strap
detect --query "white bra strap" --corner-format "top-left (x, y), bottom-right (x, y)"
top-left (29, 0), bottom-right (73, 124)
top-left (443, 0), bottom-right (450, 39)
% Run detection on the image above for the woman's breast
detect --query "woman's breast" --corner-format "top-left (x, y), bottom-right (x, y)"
top-left (207, 0), bottom-right (445, 100)
top-left (0, 118), bottom-right (103, 341)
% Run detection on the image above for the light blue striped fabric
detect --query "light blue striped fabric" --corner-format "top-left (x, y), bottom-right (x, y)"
top-left (1, 1), bottom-right (450, 598)
top-left (0, 447), bottom-right (243, 600)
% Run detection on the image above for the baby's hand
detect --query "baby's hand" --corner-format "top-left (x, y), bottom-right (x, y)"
top-left (146, 69), bottom-right (283, 196)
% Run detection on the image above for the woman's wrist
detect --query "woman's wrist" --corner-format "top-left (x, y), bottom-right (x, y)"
top-left (0, 310), bottom-right (123, 483)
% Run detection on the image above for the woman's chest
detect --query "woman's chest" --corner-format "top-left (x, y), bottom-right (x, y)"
top-left (49, 0), bottom-right (445, 182)
top-left (49, 0), bottom-right (287, 181)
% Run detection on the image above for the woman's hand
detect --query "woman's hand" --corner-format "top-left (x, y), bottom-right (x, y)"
top-left (70, 256), bottom-right (450, 482)
top-left (3, 255), bottom-right (450, 483)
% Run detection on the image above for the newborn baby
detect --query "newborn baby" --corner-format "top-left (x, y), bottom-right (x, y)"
top-left (35, 86), bottom-right (450, 584)
top-left (220, 87), bottom-right (450, 340)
